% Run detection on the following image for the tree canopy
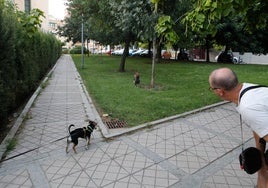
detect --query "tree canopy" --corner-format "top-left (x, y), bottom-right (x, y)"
top-left (60, 0), bottom-right (268, 56)
top-left (183, 0), bottom-right (268, 54)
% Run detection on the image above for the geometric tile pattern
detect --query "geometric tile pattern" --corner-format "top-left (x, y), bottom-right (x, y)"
top-left (130, 164), bottom-right (180, 188)
top-left (0, 55), bottom-right (258, 188)
top-left (202, 159), bottom-right (257, 188)
top-left (168, 151), bottom-right (208, 174)
top-left (0, 169), bottom-right (32, 188)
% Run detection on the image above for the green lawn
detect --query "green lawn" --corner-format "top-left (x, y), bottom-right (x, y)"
top-left (72, 55), bottom-right (268, 127)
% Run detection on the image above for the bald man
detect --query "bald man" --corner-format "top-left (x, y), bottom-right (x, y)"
top-left (209, 68), bottom-right (268, 187)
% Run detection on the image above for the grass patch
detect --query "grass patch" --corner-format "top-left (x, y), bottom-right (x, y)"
top-left (6, 138), bottom-right (17, 152)
top-left (41, 79), bottom-right (49, 89)
top-left (72, 55), bottom-right (268, 127)
top-left (1, 138), bottom-right (17, 161)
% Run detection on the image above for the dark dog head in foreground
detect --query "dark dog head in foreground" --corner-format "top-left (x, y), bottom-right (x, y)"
top-left (66, 120), bottom-right (97, 154)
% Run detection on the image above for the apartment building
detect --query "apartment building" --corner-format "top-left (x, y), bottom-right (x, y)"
top-left (12, 0), bottom-right (49, 31)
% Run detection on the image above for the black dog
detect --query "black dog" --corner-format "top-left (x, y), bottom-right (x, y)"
top-left (66, 120), bottom-right (97, 154)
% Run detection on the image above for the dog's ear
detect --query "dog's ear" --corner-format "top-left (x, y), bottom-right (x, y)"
top-left (87, 121), bottom-right (95, 129)
top-left (89, 120), bottom-right (97, 126)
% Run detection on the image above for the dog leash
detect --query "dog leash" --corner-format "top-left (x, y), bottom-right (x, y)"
top-left (0, 135), bottom-right (68, 163)
top-left (240, 115), bottom-right (244, 152)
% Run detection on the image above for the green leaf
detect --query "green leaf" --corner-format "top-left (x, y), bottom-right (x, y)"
top-left (211, 2), bottom-right (217, 9)
top-left (196, 13), bottom-right (206, 23)
top-left (222, 8), bottom-right (231, 17)
top-left (204, 0), bottom-right (212, 7)
top-left (151, 0), bottom-right (160, 3)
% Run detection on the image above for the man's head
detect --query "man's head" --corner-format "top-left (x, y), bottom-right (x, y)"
top-left (209, 68), bottom-right (241, 103)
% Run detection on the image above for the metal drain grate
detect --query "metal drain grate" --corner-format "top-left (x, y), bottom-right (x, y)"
top-left (104, 120), bottom-right (127, 129)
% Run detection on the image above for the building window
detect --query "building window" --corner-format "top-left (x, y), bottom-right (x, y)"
top-left (49, 22), bottom-right (56, 29)
top-left (25, 0), bottom-right (31, 13)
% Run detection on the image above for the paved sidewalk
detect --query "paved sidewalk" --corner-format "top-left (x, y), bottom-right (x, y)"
top-left (0, 55), bottom-right (258, 187)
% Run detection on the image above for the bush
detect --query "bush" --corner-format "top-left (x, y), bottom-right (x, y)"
top-left (0, 2), bottom-right (17, 124)
top-left (70, 46), bottom-right (89, 54)
top-left (62, 47), bottom-right (69, 54)
top-left (0, 2), bottom-right (61, 128)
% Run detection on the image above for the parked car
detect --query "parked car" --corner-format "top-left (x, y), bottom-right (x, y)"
top-left (177, 52), bottom-right (189, 60)
top-left (111, 49), bottom-right (136, 56)
top-left (129, 49), bottom-right (137, 56)
top-left (139, 50), bottom-right (152, 58)
top-left (232, 56), bottom-right (244, 64)
top-left (131, 49), bottom-right (145, 56)
top-left (111, 49), bottom-right (124, 55)
top-left (215, 51), bottom-right (244, 64)
top-left (215, 51), bottom-right (234, 63)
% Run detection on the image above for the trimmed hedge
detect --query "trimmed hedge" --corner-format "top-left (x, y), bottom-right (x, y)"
top-left (0, 2), bottom-right (61, 128)
top-left (70, 46), bottom-right (89, 54)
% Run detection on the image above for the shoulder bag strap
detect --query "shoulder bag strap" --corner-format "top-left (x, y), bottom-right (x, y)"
top-left (239, 85), bottom-right (267, 102)
top-left (239, 85), bottom-right (267, 151)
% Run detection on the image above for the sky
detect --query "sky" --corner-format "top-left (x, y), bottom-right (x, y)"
top-left (49, 0), bottom-right (67, 19)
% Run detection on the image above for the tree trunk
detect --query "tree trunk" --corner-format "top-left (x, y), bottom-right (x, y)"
top-left (205, 36), bottom-right (210, 62)
top-left (157, 45), bottom-right (161, 60)
top-left (175, 50), bottom-right (178, 60)
top-left (86, 39), bottom-right (89, 57)
top-left (150, 39), bottom-right (157, 88)
top-left (119, 42), bottom-right (130, 72)
top-left (206, 48), bottom-right (210, 62)
top-left (155, 38), bottom-right (160, 63)
top-left (148, 41), bottom-right (152, 52)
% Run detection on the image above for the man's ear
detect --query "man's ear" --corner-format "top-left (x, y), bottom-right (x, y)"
top-left (215, 88), bottom-right (224, 96)
top-left (219, 90), bottom-right (224, 96)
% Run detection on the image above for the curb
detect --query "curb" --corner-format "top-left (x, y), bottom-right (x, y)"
top-left (101, 101), bottom-right (230, 139)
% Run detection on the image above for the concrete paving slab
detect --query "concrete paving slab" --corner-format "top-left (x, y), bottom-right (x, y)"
top-left (0, 55), bottom-right (258, 187)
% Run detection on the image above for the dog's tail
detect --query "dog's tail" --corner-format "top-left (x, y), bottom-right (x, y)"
top-left (68, 124), bottom-right (75, 134)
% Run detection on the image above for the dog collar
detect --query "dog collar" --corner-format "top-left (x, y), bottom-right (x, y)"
top-left (87, 126), bottom-right (94, 132)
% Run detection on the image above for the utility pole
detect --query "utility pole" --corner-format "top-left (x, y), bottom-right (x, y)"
top-left (81, 13), bottom-right (85, 69)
